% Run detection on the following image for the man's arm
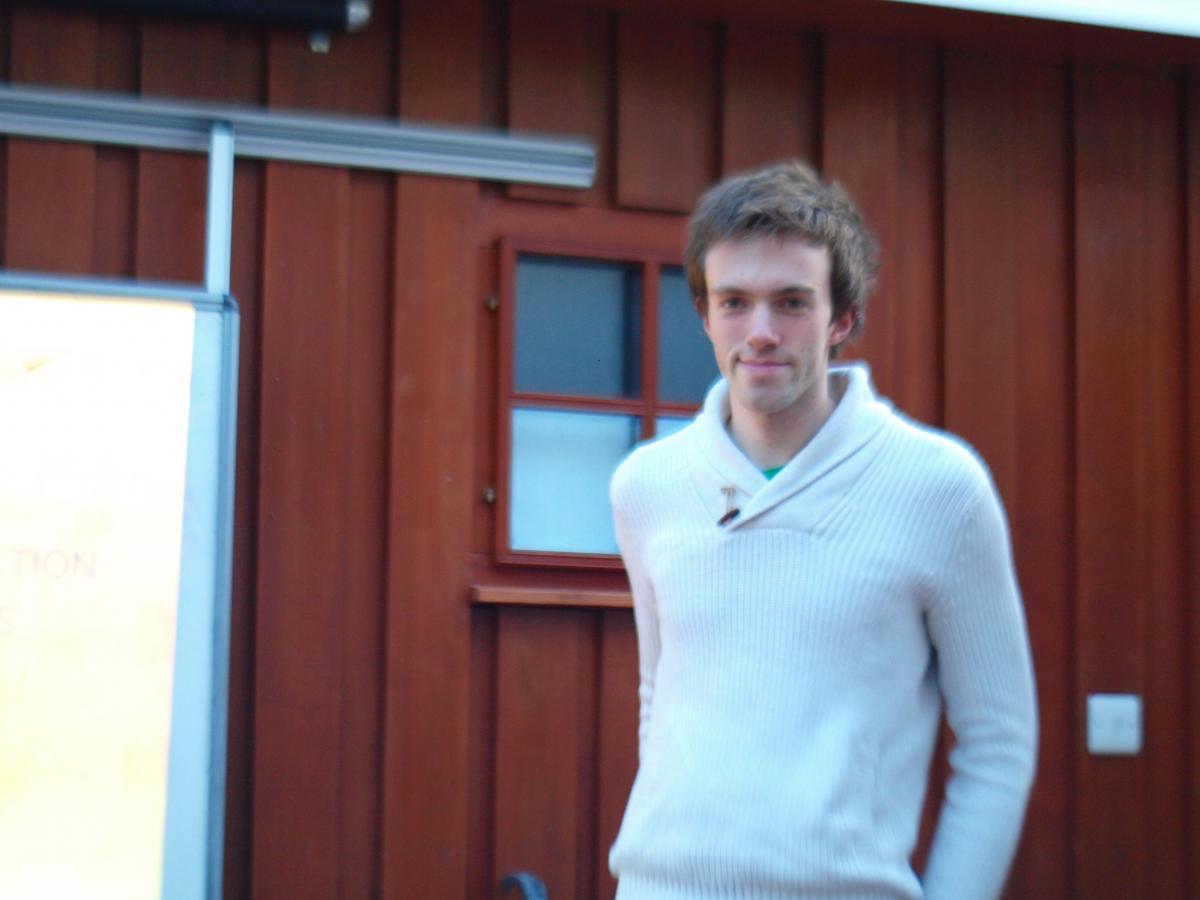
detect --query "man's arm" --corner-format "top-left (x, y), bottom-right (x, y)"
top-left (612, 485), bottom-right (660, 763)
top-left (922, 483), bottom-right (1038, 900)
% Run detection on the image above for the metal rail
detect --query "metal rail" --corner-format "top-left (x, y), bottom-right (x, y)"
top-left (0, 81), bottom-right (596, 296)
top-left (0, 84), bottom-right (596, 186)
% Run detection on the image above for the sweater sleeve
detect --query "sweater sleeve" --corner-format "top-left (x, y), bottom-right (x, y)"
top-left (612, 469), bottom-right (660, 764)
top-left (921, 481), bottom-right (1038, 900)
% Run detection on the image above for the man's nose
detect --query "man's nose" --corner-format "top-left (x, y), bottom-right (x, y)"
top-left (745, 303), bottom-right (779, 347)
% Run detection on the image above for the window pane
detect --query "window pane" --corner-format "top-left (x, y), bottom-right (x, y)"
top-left (515, 255), bottom-right (641, 398)
top-left (657, 266), bottom-right (719, 404)
top-left (654, 415), bottom-right (693, 440)
top-left (509, 408), bottom-right (639, 554)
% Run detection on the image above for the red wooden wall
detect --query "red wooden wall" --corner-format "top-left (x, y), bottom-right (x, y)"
top-left (0, 1), bottom-right (1198, 897)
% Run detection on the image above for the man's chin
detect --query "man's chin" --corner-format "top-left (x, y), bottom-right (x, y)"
top-left (731, 388), bottom-right (796, 417)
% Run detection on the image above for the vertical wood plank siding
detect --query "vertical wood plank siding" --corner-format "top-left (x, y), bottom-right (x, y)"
top-left (0, 4), bottom-right (1198, 898)
top-left (506, 1), bottom-right (612, 206)
top-left (1135, 74), bottom-right (1189, 900)
top-left (1188, 71), bottom-right (1200, 900)
top-left (943, 54), bottom-right (1073, 898)
top-left (92, 17), bottom-right (138, 276)
top-left (6, 10), bottom-right (97, 274)
top-left (493, 608), bottom-right (599, 897)
top-left (719, 26), bottom-right (818, 176)
top-left (225, 156), bottom-right (264, 900)
top-left (616, 14), bottom-right (717, 212)
top-left (1073, 65), bottom-right (1188, 898)
top-left (253, 9), bottom-right (398, 894)
top-left (822, 38), bottom-right (941, 421)
top-left (595, 612), bottom-right (640, 900)
top-left (382, 4), bottom-right (481, 897)
top-left (338, 168), bottom-right (391, 900)
top-left (255, 160), bottom-right (353, 899)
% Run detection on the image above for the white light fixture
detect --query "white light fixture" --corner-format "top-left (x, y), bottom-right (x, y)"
top-left (882, 0), bottom-right (1200, 39)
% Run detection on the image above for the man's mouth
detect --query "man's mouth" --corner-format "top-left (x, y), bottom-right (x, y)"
top-left (738, 358), bottom-right (786, 371)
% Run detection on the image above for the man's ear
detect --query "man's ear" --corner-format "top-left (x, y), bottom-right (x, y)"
top-left (828, 308), bottom-right (855, 348)
top-left (700, 299), bottom-right (712, 338)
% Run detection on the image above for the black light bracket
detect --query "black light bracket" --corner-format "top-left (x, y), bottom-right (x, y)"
top-left (6, 0), bottom-right (372, 34)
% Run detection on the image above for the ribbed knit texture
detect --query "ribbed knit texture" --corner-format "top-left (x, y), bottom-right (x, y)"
top-left (608, 364), bottom-right (1037, 900)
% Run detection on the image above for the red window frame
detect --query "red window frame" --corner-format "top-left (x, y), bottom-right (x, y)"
top-left (494, 236), bottom-right (703, 569)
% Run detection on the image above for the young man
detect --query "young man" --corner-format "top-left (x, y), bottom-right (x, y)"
top-left (608, 162), bottom-right (1037, 899)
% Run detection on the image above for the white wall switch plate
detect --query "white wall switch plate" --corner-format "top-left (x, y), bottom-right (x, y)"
top-left (1086, 693), bottom-right (1142, 755)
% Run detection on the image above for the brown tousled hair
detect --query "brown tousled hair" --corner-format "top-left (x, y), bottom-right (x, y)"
top-left (685, 161), bottom-right (879, 357)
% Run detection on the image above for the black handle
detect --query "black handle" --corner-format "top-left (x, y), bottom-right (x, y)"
top-left (500, 871), bottom-right (548, 900)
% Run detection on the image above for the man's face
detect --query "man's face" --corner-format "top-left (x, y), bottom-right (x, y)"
top-left (702, 235), bottom-right (853, 422)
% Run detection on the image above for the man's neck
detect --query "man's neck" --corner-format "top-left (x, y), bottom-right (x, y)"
top-left (727, 378), bottom-right (841, 470)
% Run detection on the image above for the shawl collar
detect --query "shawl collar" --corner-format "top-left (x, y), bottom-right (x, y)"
top-left (686, 363), bottom-right (893, 530)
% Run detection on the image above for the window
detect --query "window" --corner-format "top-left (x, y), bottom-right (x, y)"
top-left (496, 240), bottom-right (718, 567)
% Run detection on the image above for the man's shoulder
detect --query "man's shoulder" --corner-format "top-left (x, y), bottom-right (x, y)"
top-left (610, 424), bottom-right (694, 506)
top-left (883, 411), bottom-right (998, 502)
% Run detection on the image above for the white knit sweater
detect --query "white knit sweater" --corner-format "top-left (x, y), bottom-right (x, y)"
top-left (608, 364), bottom-right (1037, 900)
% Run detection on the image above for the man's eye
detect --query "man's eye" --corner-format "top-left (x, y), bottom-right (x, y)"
top-left (720, 297), bottom-right (745, 309)
top-left (779, 296), bottom-right (806, 310)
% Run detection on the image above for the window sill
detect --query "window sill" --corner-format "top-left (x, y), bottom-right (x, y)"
top-left (470, 585), bottom-right (632, 609)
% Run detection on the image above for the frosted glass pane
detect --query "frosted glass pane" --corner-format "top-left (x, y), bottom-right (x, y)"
top-left (515, 255), bottom-right (641, 398)
top-left (655, 415), bottom-right (693, 440)
top-left (509, 408), bottom-right (639, 554)
top-left (657, 266), bottom-right (719, 404)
